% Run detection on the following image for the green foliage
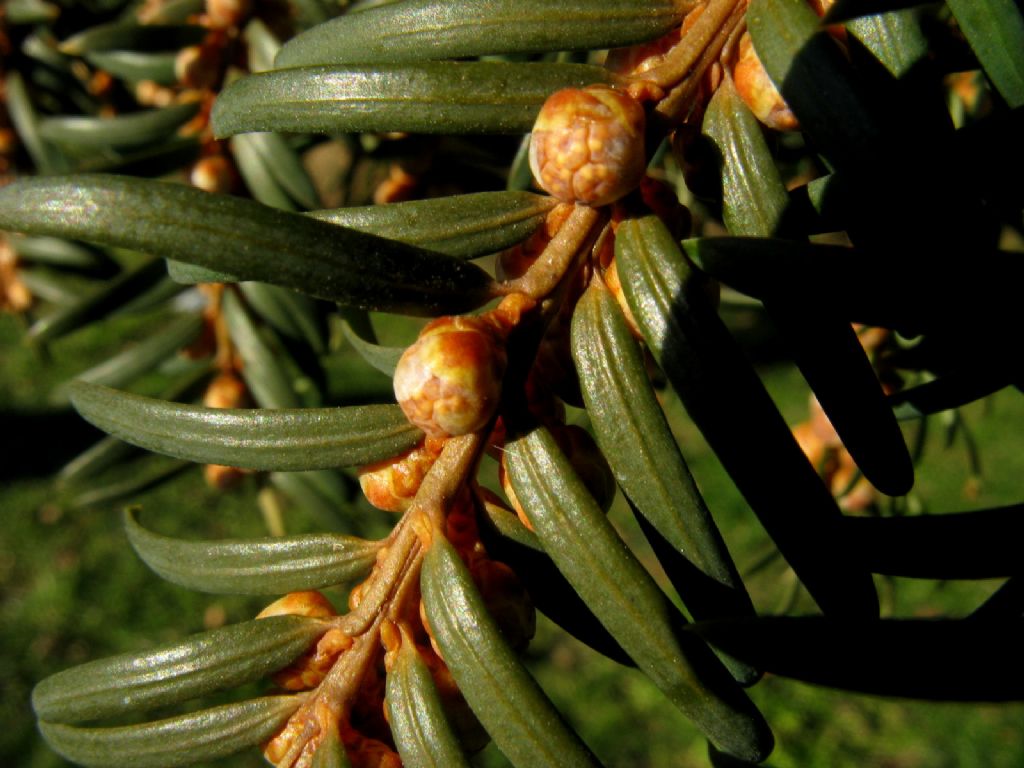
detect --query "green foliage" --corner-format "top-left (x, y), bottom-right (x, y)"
top-left (2, 0), bottom-right (1023, 766)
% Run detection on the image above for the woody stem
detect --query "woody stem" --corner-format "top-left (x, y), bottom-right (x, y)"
top-left (497, 205), bottom-right (603, 300)
top-left (634, 0), bottom-right (745, 90)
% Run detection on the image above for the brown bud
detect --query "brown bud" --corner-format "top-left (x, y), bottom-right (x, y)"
top-left (6, 277), bottom-right (32, 313)
top-left (175, 44), bottom-right (221, 90)
top-left (1, 241), bottom-right (32, 313)
top-left (373, 162), bottom-right (418, 205)
top-left (190, 155), bottom-right (237, 194)
top-left (202, 370), bottom-right (248, 409)
top-left (529, 85), bottom-right (647, 207)
top-left (88, 70), bottom-right (114, 98)
top-left (732, 32), bottom-right (799, 132)
top-left (358, 437), bottom-right (445, 513)
top-left (806, 0), bottom-right (848, 40)
top-left (485, 292), bottom-right (538, 337)
top-left (135, 80), bottom-right (176, 107)
top-left (0, 128), bottom-right (17, 157)
top-left (272, 628), bottom-right (352, 691)
top-left (265, 697), bottom-right (342, 768)
top-left (201, 372), bottom-right (250, 488)
top-left (257, 590), bottom-right (338, 620)
top-left (445, 491), bottom-right (481, 555)
top-left (202, 463), bottom-right (248, 489)
top-left (393, 316), bottom-right (506, 438)
top-left (205, 0), bottom-right (251, 28)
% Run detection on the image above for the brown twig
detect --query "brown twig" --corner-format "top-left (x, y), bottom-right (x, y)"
top-left (497, 205), bottom-right (604, 300)
top-left (632, 0), bottom-right (746, 90)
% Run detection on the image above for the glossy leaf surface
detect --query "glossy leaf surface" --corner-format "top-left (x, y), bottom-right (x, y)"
top-left (39, 695), bottom-right (303, 768)
top-left (702, 78), bottom-right (912, 496)
top-left (33, 618), bottom-right (322, 723)
top-left (0, 175), bottom-right (497, 316)
top-left (616, 216), bottom-right (878, 618)
top-left (477, 497), bottom-right (634, 666)
top-left (571, 285), bottom-right (754, 629)
top-left (212, 62), bottom-right (614, 137)
top-left (385, 625), bottom-right (471, 768)
top-left (276, 0), bottom-right (688, 67)
top-left (69, 381), bottom-right (423, 471)
top-left (505, 426), bottom-right (773, 762)
top-left (124, 509), bottom-right (379, 593)
top-left (421, 532), bottom-right (603, 768)
top-left (310, 191), bottom-right (555, 260)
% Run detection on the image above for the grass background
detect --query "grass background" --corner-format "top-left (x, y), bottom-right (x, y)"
top-left (2, 305), bottom-right (1022, 768)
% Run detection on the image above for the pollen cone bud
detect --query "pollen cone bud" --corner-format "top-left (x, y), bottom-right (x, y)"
top-left (394, 316), bottom-right (506, 438)
top-left (529, 85), bottom-right (647, 207)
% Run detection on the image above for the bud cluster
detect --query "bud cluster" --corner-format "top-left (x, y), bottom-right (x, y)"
top-left (262, 4), bottom-right (854, 765)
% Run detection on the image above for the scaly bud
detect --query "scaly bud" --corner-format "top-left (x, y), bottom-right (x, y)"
top-left (529, 85), bottom-right (647, 207)
top-left (393, 316), bottom-right (506, 438)
top-left (273, 628), bottom-right (352, 691)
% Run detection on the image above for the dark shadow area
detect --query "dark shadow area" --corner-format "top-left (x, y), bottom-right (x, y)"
top-left (0, 408), bottom-right (103, 478)
top-left (842, 503), bottom-right (1024, 579)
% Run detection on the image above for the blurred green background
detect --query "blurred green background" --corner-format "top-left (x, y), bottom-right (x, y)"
top-left (2, 305), bottom-right (1022, 768)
